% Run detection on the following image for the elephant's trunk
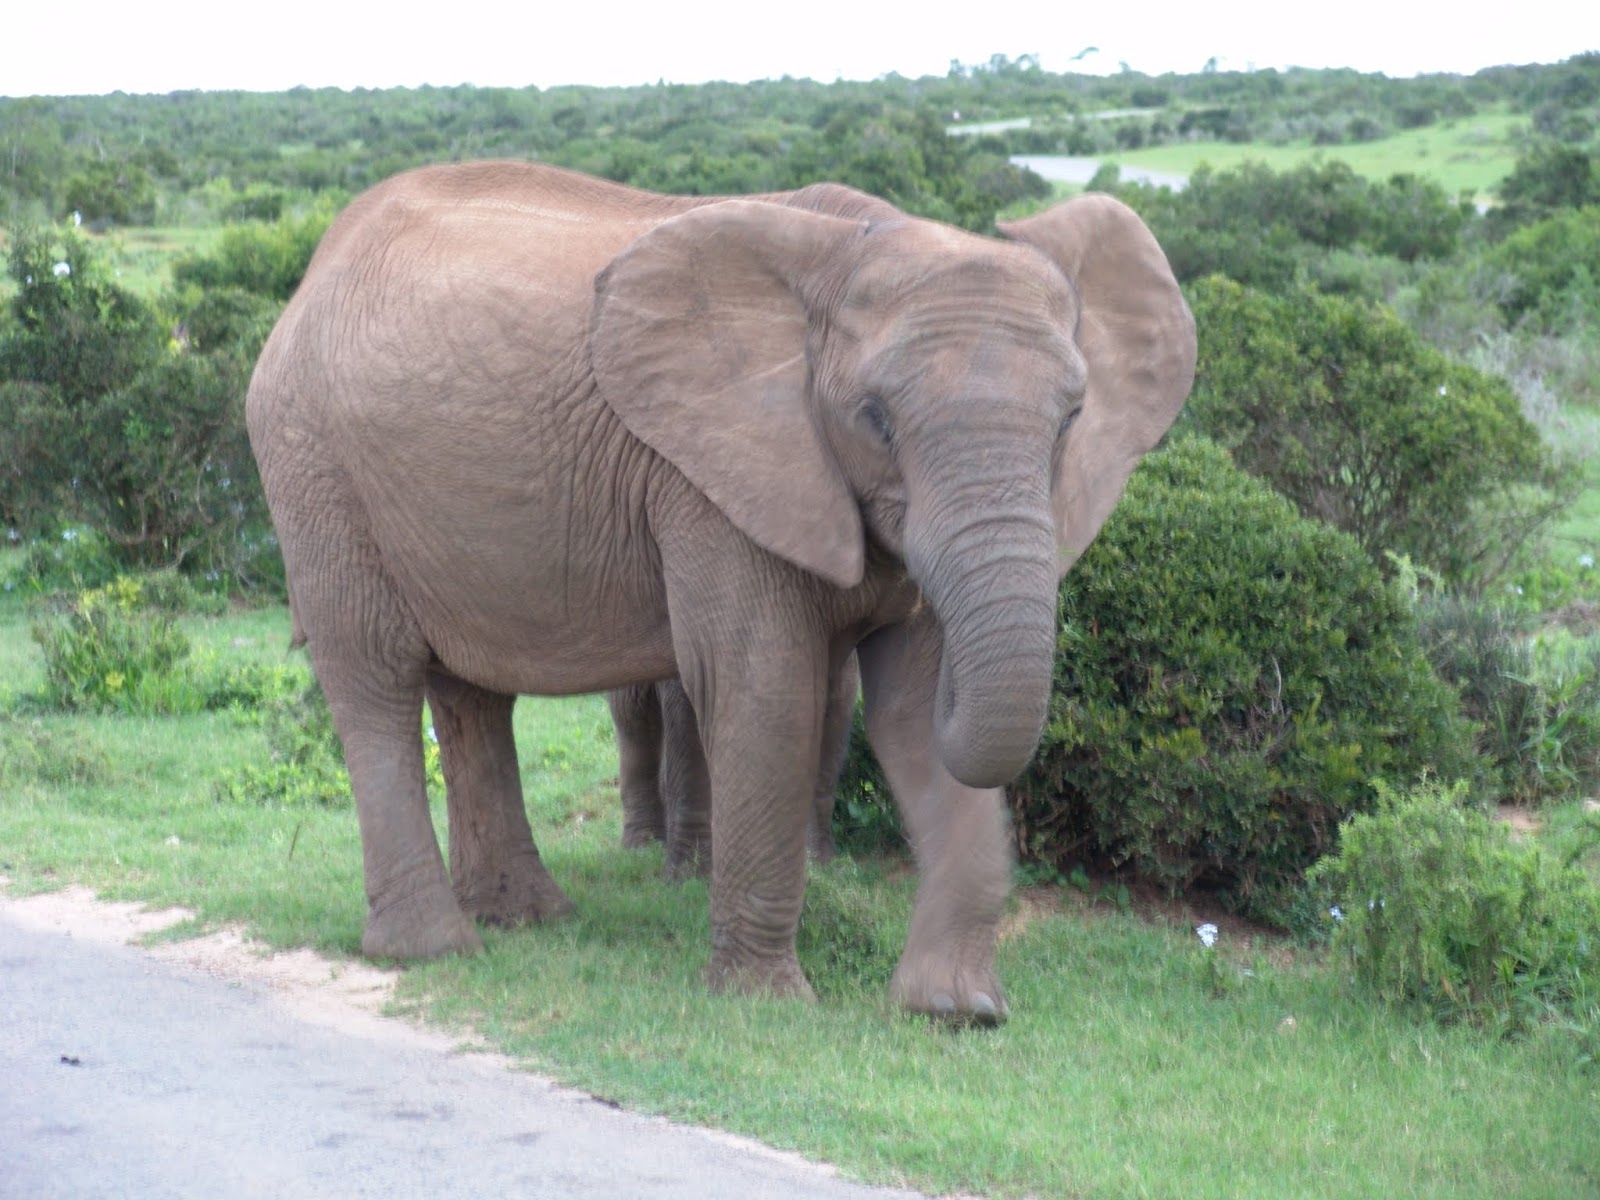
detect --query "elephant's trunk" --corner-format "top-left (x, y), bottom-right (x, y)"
top-left (906, 469), bottom-right (1059, 790)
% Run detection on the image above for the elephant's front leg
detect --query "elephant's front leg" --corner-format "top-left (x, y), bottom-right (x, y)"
top-left (857, 616), bottom-right (1012, 1024)
top-left (682, 636), bottom-right (825, 1001)
top-left (429, 669), bottom-right (574, 926)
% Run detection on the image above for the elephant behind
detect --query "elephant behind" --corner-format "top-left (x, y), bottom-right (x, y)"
top-left (246, 162), bottom-right (1193, 1022)
top-left (609, 654), bottom-right (859, 873)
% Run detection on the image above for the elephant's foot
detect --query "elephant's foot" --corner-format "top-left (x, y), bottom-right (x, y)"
top-left (662, 834), bottom-right (711, 882)
top-left (362, 886), bottom-right (484, 961)
top-left (705, 949), bottom-right (816, 1002)
top-left (620, 818), bottom-right (665, 849)
top-left (890, 951), bottom-right (1008, 1027)
top-left (453, 852), bottom-right (575, 927)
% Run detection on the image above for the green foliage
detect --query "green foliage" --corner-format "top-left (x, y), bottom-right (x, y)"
top-left (795, 858), bottom-right (898, 997)
top-left (1488, 142), bottom-right (1600, 237)
top-left (30, 576), bottom-right (201, 714)
top-left (1102, 159), bottom-right (1469, 295)
top-left (214, 677), bottom-right (351, 808)
top-left (213, 675), bottom-right (445, 808)
top-left (1310, 777), bottom-right (1600, 1032)
top-left (169, 204), bottom-right (335, 301)
top-left (1009, 438), bottom-right (1476, 926)
top-left (1183, 275), bottom-right (1571, 586)
top-left (0, 224), bottom-right (272, 582)
top-left (832, 710), bottom-right (901, 856)
top-left (62, 160), bottom-right (156, 226)
top-left (1417, 600), bottom-right (1600, 806)
top-left (1483, 205), bottom-right (1600, 333)
top-left (10, 526), bottom-right (124, 593)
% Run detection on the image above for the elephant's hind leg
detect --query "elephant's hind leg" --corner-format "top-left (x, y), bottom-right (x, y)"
top-left (608, 684), bottom-right (667, 848)
top-left (429, 669), bottom-right (575, 926)
top-left (274, 466), bottom-right (480, 961)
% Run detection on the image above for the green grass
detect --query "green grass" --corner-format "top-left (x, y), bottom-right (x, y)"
top-left (1104, 111), bottom-right (1527, 202)
top-left (0, 225), bottom-right (220, 302)
top-left (2, 595), bottom-right (1597, 1198)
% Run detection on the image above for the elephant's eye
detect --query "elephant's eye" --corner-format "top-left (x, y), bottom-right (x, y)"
top-left (860, 395), bottom-right (894, 446)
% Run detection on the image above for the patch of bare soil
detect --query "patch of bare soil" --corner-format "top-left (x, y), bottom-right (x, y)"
top-left (1544, 601), bottom-right (1600, 635)
top-left (1497, 804), bottom-right (1543, 841)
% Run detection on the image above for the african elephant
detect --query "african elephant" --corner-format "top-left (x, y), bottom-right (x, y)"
top-left (245, 162), bottom-right (1194, 1022)
top-left (608, 653), bottom-right (859, 874)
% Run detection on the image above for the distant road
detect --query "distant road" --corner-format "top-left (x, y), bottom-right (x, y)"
top-left (1010, 155), bottom-right (1189, 191)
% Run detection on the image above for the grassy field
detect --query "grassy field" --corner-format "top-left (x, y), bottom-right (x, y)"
top-left (1101, 110), bottom-right (1527, 202)
top-left (2, 567), bottom-right (1597, 1199)
top-left (0, 224), bottom-right (221, 301)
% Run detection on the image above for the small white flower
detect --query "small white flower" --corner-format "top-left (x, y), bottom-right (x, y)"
top-left (72, 210), bottom-right (82, 226)
top-left (1329, 905), bottom-right (1344, 921)
top-left (165, 835), bottom-right (181, 847)
top-left (1196, 922), bottom-right (1219, 948)
top-left (24, 275), bottom-right (32, 285)
top-left (1368, 898), bottom-right (1384, 911)
top-left (1438, 385), bottom-right (1447, 396)
top-left (52, 261), bottom-right (70, 277)
top-left (1581, 554), bottom-right (1595, 569)
top-left (62, 529), bottom-right (78, 541)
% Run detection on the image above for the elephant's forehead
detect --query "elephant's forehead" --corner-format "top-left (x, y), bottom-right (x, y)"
top-left (843, 230), bottom-right (1074, 322)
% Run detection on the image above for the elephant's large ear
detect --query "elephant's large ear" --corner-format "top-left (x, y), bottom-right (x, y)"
top-left (999, 194), bottom-right (1195, 574)
top-left (592, 201), bottom-right (866, 589)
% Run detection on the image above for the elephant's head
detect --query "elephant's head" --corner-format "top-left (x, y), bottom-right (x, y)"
top-left (590, 190), bottom-right (1194, 788)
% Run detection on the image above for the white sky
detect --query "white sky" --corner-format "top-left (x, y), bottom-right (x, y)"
top-left (3, 1), bottom-right (1595, 98)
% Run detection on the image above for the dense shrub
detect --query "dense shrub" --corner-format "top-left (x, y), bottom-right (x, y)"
top-left (1415, 600), bottom-right (1600, 805)
top-left (1183, 275), bottom-right (1572, 587)
top-left (169, 204), bottom-right (336, 302)
top-left (1309, 777), bottom-right (1600, 1033)
top-left (30, 577), bottom-right (202, 714)
top-left (0, 226), bottom-right (272, 582)
top-left (1487, 143), bottom-right (1600, 238)
top-left (1482, 205), bottom-right (1600, 333)
top-left (1013, 438), bottom-right (1476, 925)
top-left (1103, 159), bottom-right (1469, 294)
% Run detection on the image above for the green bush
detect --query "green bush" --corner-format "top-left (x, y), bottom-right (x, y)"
top-left (1483, 205), bottom-right (1600, 334)
top-left (0, 224), bottom-right (273, 582)
top-left (214, 677), bottom-right (445, 808)
top-left (1417, 600), bottom-right (1600, 805)
top-left (1309, 777), bottom-right (1600, 1032)
top-left (30, 576), bottom-right (202, 714)
top-left (1182, 275), bottom-right (1572, 587)
top-left (1011, 438), bottom-right (1477, 926)
top-left (1104, 159), bottom-right (1468, 294)
top-left (170, 204), bottom-right (335, 301)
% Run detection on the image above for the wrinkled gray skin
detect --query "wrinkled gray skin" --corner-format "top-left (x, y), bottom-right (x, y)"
top-left (245, 162), bottom-right (1194, 1023)
top-left (609, 653), bottom-right (859, 874)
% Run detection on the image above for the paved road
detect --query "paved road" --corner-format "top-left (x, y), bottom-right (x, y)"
top-left (0, 912), bottom-right (925, 1200)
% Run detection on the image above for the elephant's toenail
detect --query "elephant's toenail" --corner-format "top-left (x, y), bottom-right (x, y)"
top-left (971, 992), bottom-right (998, 1021)
top-left (931, 992), bottom-right (956, 1015)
